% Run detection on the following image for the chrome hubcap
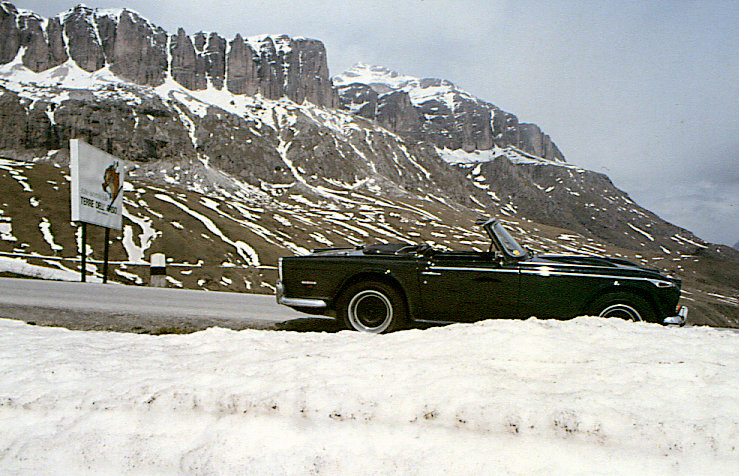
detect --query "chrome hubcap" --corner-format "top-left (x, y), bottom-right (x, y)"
top-left (348, 290), bottom-right (392, 333)
top-left (599, 303), bottom-right (642, 321)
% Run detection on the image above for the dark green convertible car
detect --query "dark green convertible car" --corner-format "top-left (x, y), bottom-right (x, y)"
top-left (277, 218), bottom-right (688, 333)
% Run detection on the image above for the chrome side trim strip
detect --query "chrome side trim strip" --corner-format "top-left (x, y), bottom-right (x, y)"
top-left (428, 267), bottom-right (519, 273)
top-left (519, 269), bottom-right (667, 284)
top-left (428, 266), bottom-right (672, 287)
top-left (522, 261), bottom-right (620, 269)
top-left (278, 297), bottom-right (327, 308)
top-left (519, 269), bottom-right (669, 285)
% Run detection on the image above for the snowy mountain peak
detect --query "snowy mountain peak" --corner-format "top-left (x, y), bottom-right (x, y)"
top-left (333, 63), bottom-right (416, 91)
top-left (334, 63), bottom-right (565, 162)
top-left (333, 63), bottom-right (457, 97)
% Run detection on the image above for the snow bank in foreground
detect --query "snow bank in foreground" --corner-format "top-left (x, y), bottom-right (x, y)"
top-left (1, 317), bottom-right (737, 474)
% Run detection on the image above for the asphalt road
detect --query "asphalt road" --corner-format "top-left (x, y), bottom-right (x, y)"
top-left (0, 277), bottom-right (337, 333)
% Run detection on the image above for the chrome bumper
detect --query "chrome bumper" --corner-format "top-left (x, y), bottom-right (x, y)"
top-left (663, 306), bottom-right (688, 326)
top-left (276, 281), bottom-right (327, 309)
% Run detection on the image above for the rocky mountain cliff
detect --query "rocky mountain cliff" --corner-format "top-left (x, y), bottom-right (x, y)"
top-left (0, 2), bottom-right (336, 107)
top-left (334, 64), bottom-right (564, 161)
top-left (0, 2), bottom-right (737, 326)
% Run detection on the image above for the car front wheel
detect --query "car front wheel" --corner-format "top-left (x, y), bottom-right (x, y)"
top-left (588, 292), bottom-right (656, 322)
top-left (338, 281), bottom-right (406, 333)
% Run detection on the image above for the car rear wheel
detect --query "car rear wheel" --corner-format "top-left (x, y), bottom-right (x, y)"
top-left (338, 281), bottom-right (406, 333)
top-left (588, 292), bottom-right (655, 322)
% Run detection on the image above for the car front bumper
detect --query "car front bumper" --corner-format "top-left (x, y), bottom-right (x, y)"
top-left (662, 306), bottom-right (688, 326)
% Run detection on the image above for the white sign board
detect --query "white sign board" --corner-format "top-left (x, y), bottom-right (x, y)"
top-left (70, 139), bottom-right (126, 230)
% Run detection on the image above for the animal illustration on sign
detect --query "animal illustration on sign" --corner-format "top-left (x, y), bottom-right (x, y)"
top-left (102, 162), bottom-right (122, 208)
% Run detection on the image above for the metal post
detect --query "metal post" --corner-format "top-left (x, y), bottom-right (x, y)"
top-left (80, 222), bottom-right (87, 282)
top-left (103, 138), bottom-right (113, 285)
top-left (103, 227), bottom-right (110, 284)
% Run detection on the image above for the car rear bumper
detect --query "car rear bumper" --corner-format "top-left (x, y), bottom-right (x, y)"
top-left (275, 281), bottom-right (327, 309)
top-left (662, 306), bottom-right (688, 326)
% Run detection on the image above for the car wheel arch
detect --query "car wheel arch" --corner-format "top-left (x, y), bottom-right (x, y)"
top-left (585, 288), bottom-right (658, 322)
top-left (335, 271), bottom-right (409, 313)
top-left (335, 276), bottom-right (409, 333)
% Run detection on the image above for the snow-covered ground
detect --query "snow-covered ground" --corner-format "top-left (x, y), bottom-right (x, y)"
top-left (0, 256), bottom-right (100, 282)
top-left (1, 317), bottom-right (737, 474)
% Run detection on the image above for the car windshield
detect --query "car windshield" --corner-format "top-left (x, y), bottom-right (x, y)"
top-left (494, 222), bottom-right (527, 258)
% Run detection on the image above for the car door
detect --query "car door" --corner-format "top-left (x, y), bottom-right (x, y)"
top-left (418, 252), bottom-right (520, 321)
top-left (518, 261), bottom-right (607, 319)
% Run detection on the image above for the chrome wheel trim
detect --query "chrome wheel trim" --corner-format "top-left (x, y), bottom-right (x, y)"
top-left (598, 303), bottom-right (643, 321)
top-left (347, 290), bottom-right (393, 333)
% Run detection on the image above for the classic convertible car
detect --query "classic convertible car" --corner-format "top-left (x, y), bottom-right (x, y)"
top-left (277, 218), bottom-right (688, 333)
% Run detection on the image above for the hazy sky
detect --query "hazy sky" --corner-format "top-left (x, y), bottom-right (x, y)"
top-left (13, 0), bottom-right (739, 246)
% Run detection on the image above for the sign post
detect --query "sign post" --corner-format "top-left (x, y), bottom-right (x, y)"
top-left (103, 228), bottom-right (110, 284)
top-left (80, 222), bottom-right (87, 282)
top-left (70, 139), bottom-right (126, 283)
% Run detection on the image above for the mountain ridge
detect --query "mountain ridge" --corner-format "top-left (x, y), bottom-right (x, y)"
top-left (0, 1), bottom-right (337, 107)
top-left (334, 63), bottom-right (565, 161)
top-left (0, 1), bottom-right (721, 256)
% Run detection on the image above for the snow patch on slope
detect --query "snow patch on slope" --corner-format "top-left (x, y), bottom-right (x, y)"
top-left (438, 146), bottom-right (582, 169)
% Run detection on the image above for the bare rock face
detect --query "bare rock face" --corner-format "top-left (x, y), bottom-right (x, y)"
top-left (0, 4), bottom-right (67, 72)
top-left (62, 5), bottom-right (105, 72)
top-left (171, 27), bottom-right (207, 91)
top-left (336, 83), bottom-right (378, 118)
top-left (195, 32), bottom-right (227, 89)
top-left (0, 3), bottom-right (337, 108)
top-left (46, 18), bottom-right (68, 67)
top-left (518, 123), bottom-right (565, 162)
top-left (107, 10), bottom-right (168, 85)
top-left (375, 90), bottom-right (421, 138)
top-left (226, 34), bottom-right (258, 95)
top-left (0, 2), bottom-right (20, 63)
top-left (222, 35), bottom-right (339, 106)
top-left (0, 86), bottom-right (61, 150)
top-left (492, 109), bottom-right (520, 149)
top-left (252, 36), bottom-right (283, 99)
top-left (335, 65), bottom-right (563, 161)
top-left (95, 12), bottom-right (116, 59)
top-left (336, 84), bottom-right (422, 138)
top-left (338, 76), bottom-right (498, 153)
top-left (415, 87), bottom-right (495, 152)
top-left (284, 38), bottom-right (337, 107)
top-left (18, 14), bottom-right (50, 71)
top-left (0, 86), bottom-right (27, 149)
